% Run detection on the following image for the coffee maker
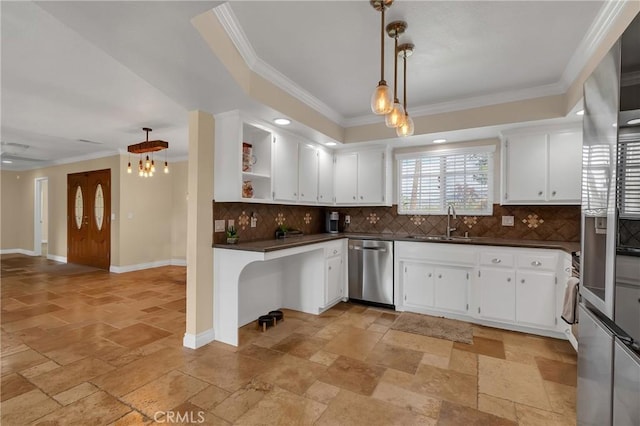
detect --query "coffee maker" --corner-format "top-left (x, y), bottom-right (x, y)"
top-left (326, 211), bottom-right (340, 234)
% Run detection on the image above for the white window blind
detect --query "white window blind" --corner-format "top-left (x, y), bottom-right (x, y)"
top-left (617, 136), bottom-right (640, 218)
top-left (582, 143), bottom-right (612, 215)
top-left (397, 147), bottom-right (494, 215)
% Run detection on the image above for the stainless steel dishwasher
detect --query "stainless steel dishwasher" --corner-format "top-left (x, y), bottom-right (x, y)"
top-left (348, 239), bottom-right (394, 308)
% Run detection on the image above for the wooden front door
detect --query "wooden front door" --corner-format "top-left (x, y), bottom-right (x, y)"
top-left (67, 169), bottom-right (111, 269)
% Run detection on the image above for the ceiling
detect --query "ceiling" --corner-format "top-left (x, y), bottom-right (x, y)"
top-left (0, 1), bottom-right (619, 171)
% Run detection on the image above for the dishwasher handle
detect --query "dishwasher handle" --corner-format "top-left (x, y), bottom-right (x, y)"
top-left (350, 245), bottom-right (387, 253)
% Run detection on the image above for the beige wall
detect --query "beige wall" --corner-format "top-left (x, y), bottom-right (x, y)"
top-left (171, 161), bottom-right (189, 261)
top-left (0, 154), bottom-right (189, 268)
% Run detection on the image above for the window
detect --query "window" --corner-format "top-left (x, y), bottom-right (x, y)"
top-left (397, 146), bottom-right (494, 215)
top-left (617, 134), bottom-right (640, 218)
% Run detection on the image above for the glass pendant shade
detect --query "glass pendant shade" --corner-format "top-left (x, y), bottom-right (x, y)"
top-left (386, 101), bottom-right (406, 128)
top-left (371, 83), bottom-right (393, 114)
top-left (396, 113), bottom-right (414, 137)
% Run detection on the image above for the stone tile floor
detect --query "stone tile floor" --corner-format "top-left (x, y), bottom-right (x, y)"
top-left (1, 254), bottom-right (577, 425)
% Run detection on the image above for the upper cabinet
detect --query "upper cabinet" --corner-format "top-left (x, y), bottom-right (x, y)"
top-left (273, 134), bottom-right (299, 202)
top-left (334, 148), bottom-right (391, 206)
top-left (501, 127), bottom-right (582, 205)
top-left (214, 111), bottom-right (273, 202)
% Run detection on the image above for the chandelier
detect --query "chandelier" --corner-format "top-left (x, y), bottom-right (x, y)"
top-left (127, 127), bottom-right (169, 177)
top-left (370, 0), bottom-right (414, 137)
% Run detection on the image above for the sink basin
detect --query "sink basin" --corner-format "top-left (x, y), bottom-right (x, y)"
top-left (407, 235), bottom-right (473, 242)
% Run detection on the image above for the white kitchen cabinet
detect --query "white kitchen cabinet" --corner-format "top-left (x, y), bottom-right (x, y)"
top-left (298, 144), bottom-right (319, 203)
top-left (325, 255), bottom-right (343, 306)
top-left (334, 149), bottom-right (389, 205)
top-left (334, 153), bottom-right (358, 203)
top-left (548, 131), bottom-right (583, 202)
top-left (402, 262), bottom-right (435, 309)
top-left (501, 127), bottom-right (582, 205)
top-left (318, 148), bottom-right (334, 204)
top-left (515, 270), bottom-right (556, 328)
top-left (478, 268), bottom-right (516, 322)
top-left (434, 267), bottom-right (470, 314)
top-left (357, 150), bottom-right (385, 204)
top-left (273, 134), bottom-right (299, 202)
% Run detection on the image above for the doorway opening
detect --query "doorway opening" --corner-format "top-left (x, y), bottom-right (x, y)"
top-left (34, 177), bottom-right (48, 257)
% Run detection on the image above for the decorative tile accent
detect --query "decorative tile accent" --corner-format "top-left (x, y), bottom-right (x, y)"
top-left (275, 213), bottom-right (286, 226)
top-left (238, 211), bottom-right (250, 230)
top-left (463, 216), bottom-right (478, 229)
top-left (304, 213), bottom-right (312, 224)
top-left (367, 213), bottom-right (380, 225)
top-left (522, 214), bottom-right (544, 229)
top-left (410, 215), bottom-right (426, 226)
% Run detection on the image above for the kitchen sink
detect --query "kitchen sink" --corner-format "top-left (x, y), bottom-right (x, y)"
top-left (408, 235), bottom-right (473, 242)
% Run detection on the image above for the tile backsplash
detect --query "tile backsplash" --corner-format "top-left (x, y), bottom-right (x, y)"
top-left (213, 202), bottom-right (580, 244)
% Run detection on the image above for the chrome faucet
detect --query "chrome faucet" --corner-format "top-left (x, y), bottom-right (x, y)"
top-left (446, 204), bottom-right (457, 238)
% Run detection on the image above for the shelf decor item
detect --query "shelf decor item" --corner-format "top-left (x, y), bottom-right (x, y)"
top-left (242, 142), bottom-right (254, 172)
top-left (242, 180), bottom-right (254, 198)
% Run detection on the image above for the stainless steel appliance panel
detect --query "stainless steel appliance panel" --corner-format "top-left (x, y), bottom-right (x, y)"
top-left (348, 239), bottom-right (393, 307)
top-left (613, 337), bottom-right (640, 426)
top-left (577, 304), bottom-right (614, 426)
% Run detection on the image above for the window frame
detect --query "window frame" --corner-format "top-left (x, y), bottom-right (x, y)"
top-left (396, 145), bottom-right (495, 216)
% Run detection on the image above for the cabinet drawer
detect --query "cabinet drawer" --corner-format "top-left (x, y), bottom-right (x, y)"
top-left (517, 253), bottom-right (557, 271)
top-left (325, 242), bottom-right (343, 258)
top-left (480, 252), bottom-right (514, 268)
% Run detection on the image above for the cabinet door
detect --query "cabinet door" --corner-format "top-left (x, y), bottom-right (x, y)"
top-left (334, 153), bottom-right (358, 203)
top-left (326, 256), bottom-right (343, 305)
top-left (434, 267), bottom-right (469, 314)
top-left (478, 268), bottom-right (516, 321)
top-left (357, 150), bottom-right (385, 203)
top-left (548, 131), bottom-right (582, 203)
top-left (318, 149), bottom-right (334, 204)
top-left (403, 263), bottom-right (435, 308)
top-left (515, 270), bottom-right (556, 328)
top-left (273, 135), bottom-right (299, 202)
top-left (298, 144), bottom-right (319, 203)
top-left (504, 134), bottom-right (547, 202)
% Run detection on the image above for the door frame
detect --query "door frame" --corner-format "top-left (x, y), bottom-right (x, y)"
top-left (34, 177), bottom-right (48, 257)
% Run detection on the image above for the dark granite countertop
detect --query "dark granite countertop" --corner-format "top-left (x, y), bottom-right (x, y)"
top-left (213, 232), bottom-right (580, 254)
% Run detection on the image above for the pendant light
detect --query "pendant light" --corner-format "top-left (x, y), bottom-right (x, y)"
top-left (127, 128), bottom-right (169, 178)
top-left (396, 43), bottom-right (415, 137)
top-left (370, 0), bottom-right (394, 115)
top-left (385, 21), bottom-right (407, 128)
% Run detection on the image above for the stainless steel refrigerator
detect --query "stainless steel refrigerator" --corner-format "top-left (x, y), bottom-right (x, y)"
top-left (577, 14), bottom-right (640, 426)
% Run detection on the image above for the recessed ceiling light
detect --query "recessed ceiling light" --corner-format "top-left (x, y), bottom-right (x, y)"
top-left (576, 110), bottom-right (584, 116)
top-left (2, 160), bottom-right (13, 164)
top-left (627, 118), bottom-right (640, 126)
top-left (273, 118), bottom-right (291, 126)
top-left (325, 142), bottom-right (337, 146)
top-left (433, 139), bottom-right (447, 144)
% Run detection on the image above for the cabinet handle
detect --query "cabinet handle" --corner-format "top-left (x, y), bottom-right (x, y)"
top-left (538, 191), bottom-right (543, 196)
top-left (428, 273), bottom-right (432, 278)
top-left (492, 258), bottom-right (501, 264)
top-left (531, 261), bottom-right (542, 267)
top-left (294, 193), bottom-right (297, 196)
top-left (360, 196), bottom-right (363, 200)
top-left (353, 196), bottom-right (356, 200)
top-left (328, 266), bottom-right (332, 270)
top-left (320, 195), bottom-right (323, 199)
top-left (507, 277), bottom-right (511, 282)
top-left (552, 191), bottom-right (557, 196)
top-left (333, 250), bottom-right (338, 255)
top-left (521, 279), bottom-right (525, 284)
top-left (301, 193), bottom-right (304, 197)
top-left (438, 274), bottom-right (442, 279)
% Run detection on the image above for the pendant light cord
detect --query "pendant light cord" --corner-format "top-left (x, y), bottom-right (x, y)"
top-left (393, 36), bottom-right (399, 101)
top-left (402, 51), bottom-right (407, 111)
top-left (380, 6), bottom-right (385, 83)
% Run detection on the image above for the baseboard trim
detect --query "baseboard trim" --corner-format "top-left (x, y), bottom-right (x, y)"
top-left (0, 249), bottom-right (37, 256)
top-left (183, 328), bottom-right (216, 349)
top-left (110, 259), bottom-right (187, 274)
top-left (47, 254), bottom-right (67, 263)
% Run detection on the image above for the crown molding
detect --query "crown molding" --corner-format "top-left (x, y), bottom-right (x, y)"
top-left (213, 3), bottom-right (345, 126)
top-left (344, 81), bottom-right (566, 127)
top-left (560, 0), bottom-right (630, 90)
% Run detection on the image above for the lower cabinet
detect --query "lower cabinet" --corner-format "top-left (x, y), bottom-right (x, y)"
top-left (396, 242), bottom-right (568, 337)
top-left (402, 262), bottom-right (469, 314)
top-left (325, 255), bottom-right (344, 306)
